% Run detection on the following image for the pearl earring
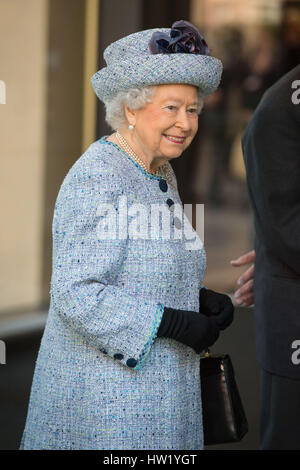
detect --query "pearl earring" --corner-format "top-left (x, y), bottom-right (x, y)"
top-left (128, 124), bottom-right (134, 130)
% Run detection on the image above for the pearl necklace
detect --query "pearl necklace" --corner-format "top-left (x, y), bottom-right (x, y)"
top-left (115, 131), bottom-right (176, 188)
top-left (116, 131), bottom-right (161, 176)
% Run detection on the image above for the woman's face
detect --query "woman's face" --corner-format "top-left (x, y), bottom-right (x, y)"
top-left (127, 84), bottom-right (200, 160)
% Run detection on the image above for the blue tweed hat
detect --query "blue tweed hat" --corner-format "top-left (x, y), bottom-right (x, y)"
top-left (91, 21), bottom-right (223, 102)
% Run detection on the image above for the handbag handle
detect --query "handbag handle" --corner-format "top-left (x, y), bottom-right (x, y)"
top-left (204, 348), bottom-right (211, 357)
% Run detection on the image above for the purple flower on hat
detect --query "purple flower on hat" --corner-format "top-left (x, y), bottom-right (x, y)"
top-left (149, 20), bottom-right (210, 56)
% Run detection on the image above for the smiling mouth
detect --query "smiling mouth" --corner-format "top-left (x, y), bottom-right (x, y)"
top-left (163, 135), bottom-right (186, 144)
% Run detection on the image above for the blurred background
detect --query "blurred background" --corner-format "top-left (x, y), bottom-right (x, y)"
top-left (0, 0), bottom-right (299, 450)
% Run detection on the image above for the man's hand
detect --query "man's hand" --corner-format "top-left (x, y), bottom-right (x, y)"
top-left (230, 250), bottom-right (255, 306)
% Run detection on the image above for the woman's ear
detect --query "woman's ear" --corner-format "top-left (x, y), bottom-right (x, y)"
top-left (124, 105), bottom-right (137, 128)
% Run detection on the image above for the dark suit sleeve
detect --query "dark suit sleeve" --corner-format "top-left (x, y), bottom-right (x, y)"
top-left (242, 96), bottom-right (300, 275)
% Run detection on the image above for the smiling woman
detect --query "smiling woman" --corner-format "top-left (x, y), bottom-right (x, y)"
top-left (19, 21), bottom-right (233, 451)
top-left (106, 83), bottom-right (203, 174)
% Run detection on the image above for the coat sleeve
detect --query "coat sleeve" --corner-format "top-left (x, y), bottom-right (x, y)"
top-left (242, 97), bottom-right (300, 275)
top-left (49, 158), bottom-right (165, 371)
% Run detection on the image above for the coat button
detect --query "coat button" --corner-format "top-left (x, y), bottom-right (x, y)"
top-left (114, 353), bottom-right (124, 360)
top-left (166, 198), bottom-right (174, 208)
top-left (159, 180), bottom-right (168, 192)
top-left (127, 358), bottom-right (138, 368)
top-left (173, 217), bottom-right (182, 229)
top-left (100, 348), bottom-right (108, 355)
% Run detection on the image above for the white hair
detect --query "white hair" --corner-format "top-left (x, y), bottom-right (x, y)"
top-left (104, 85), bottom-right (204, 130)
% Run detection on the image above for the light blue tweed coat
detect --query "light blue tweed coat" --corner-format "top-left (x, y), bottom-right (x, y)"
top-left (20, 137), bottom-right (207, 450)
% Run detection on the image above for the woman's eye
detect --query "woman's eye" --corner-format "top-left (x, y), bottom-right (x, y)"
top-left (166, 105), bottom-right (176, 111)
top-left (188, 108), bottom-right (197, 114)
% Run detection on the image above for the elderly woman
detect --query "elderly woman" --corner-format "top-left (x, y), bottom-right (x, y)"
top-left (20, 21), bottom-right (234, 450)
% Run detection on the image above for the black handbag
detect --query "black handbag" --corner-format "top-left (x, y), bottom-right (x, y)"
top-left (200, 350), bottom-right (249, 446)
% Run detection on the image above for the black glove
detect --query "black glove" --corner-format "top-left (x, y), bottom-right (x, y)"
top-left (199, 287), bottom-right (234, 330)
top-left (156, 307), bottom-right (220, 354)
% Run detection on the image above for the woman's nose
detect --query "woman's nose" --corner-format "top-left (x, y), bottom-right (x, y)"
top-left (176, 110), bottom-right (191, 131)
